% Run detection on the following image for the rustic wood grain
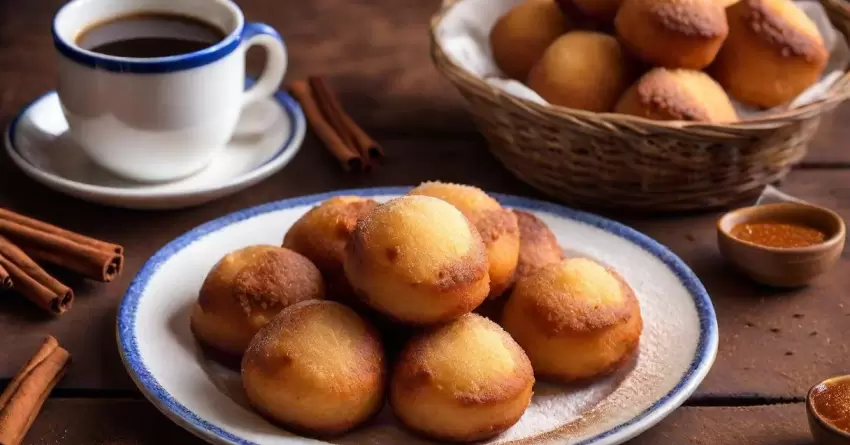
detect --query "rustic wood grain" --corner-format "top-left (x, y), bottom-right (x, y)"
top-left (1, 127), bottom-right (848, 399)
top-left (623, 169), bottom-right (850, 398)
top-left (626, 404), bottom-right (812, 445)
top-left (15, 399), bottom-right (813, 445)
top-left (0, 0), bottom-right (474, 136)
top-left (803, 106), bottom-right (850, 165)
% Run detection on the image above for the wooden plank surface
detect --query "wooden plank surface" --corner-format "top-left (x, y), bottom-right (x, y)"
top-left (0, 0), bottom-right (474, 136)
top-left (626, 169), bottom-right (850, 398)
top-left (1, 133), bottom-right (848, 398)
top-left (1, 0), bottom-right (849, 441)
top-left (18, 399), bottom-right (813, 445)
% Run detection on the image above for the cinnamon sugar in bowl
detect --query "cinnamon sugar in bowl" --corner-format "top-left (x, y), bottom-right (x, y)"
top-left (717, 203), bottom-right (846, 287)
top-left (808, 375), bottom-right (850, 444)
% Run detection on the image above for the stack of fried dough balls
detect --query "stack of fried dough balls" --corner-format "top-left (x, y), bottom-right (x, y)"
top-left (190, 182), bottom-right (645, 442)
top-left (488, 0), bottom-right (829, 123)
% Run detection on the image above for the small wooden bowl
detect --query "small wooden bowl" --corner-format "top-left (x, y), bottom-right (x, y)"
top-left (807, 375), bottom-right (850, 444)
top-left (716, 203), bottom-right (846, 287)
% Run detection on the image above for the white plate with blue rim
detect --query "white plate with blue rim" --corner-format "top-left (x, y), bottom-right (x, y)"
top-left (3, 83), bottom-right (305, 210)
top-left (117, 187), bottom-right (718, 445)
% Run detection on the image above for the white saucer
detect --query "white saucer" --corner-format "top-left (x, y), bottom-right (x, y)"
top-left (4, 89), bottom-right (305, 210)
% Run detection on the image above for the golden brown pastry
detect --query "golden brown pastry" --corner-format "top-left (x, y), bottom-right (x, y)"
top-left (712, 0), bottom-right (828, 108)
top-left (390, 313), bottom-right (534, 442)
top-left (190, 246), bottom-right (325, 359)
top-left (526, 31), bottom-right (632, 112)
top-left (513, 210), bottom-right (565, 282)
top-left (344, 195), bottom-right (490, 325)
top-left (242, 300), bottom-right (386, 437)
top-left (282, 196), bottom-right (377, 299)
top-left (502, 258), bottom-right (642, 382)
top-left (615, 0), bottom-right (728, 69)
top-left (409, 182), bottom-right (519, 299)
top-left (490, 0), bottom-right (572, 80)
top-left (615, 68), bottom-right (738, 123)
top-left (573, 0), bottom-right (623, 21)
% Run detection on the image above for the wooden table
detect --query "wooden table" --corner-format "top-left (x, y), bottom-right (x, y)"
top-left (1, 0), bottom-right (848, 443)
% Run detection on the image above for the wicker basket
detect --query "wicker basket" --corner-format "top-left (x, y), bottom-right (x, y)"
top-left (430, 0), bottom-right (850, 212)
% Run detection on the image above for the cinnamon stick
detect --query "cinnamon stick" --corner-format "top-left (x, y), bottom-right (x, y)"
top-left (308, 76), bottom-right (385, 163)
top-left (0, 209), bottom-right (122, 255)
top-left (0, 263), bottom-right (10, 290)
top-left (0, 209), bottom-right (123, 282)
top-left (288, 80), bottom-right (363, 172)
top-left (339, 110), bottom-right (385, 162)
top-left (0, 236), bottom-right (73, 315)
top-left (307, 77), bottom-right (359, 159)
top-left (0, 336), bottom-right (70, 445)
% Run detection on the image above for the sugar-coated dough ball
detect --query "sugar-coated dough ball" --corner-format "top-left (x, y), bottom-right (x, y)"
top-left (409, 182), bottom-right (519, 299)
top-left (615, 68), bottom-right (738, 123)
top-left (242, 300), bottom-right (386, 437)
top-left (513, 210), bottom-right (565, 282)
top-left (502, 258), bottom-right (642, 382)
top-left (190, 245), bottom-right (324, 359)
top-left (615, 0), bottom-right (728, 69)
top-left (344, 195), bottom-right (490, 325)
top-left (573, 0), bottom-right (623, 21)
top-left (282, 196), bottom-right (377, 299)
top-left (527, 31), bottom-right (632, 112)
top-left (712, 0), bottom-right (828, 108)
top-left (390, 313), bottom-right (534, 442)
top-left (490, 0), bottom-right (572, 80)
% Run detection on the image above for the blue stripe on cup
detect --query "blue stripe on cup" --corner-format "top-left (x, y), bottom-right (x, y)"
top-left (52, 3), bottom-right (244, 73)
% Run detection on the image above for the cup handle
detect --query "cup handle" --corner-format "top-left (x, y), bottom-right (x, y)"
top-left (240, 23), bottom-right (288, 106)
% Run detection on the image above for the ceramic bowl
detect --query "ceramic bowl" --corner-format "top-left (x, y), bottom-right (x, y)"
top-left (716, 203), bottom-right (846, 287)
top-left (807, 375), bottom-right (850, 444)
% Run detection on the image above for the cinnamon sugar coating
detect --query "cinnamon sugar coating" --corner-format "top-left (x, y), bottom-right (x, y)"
top-left (615, 68), bottom-right (738, 123)
top-left (615, 0), bottom-right (728, 69)
top-left (283, 196), bottom-right (377, 299)
top-left (712, 0), bottom-right (828, 108)
top-left (190, 245), bottom-right (324, 359)
top-left (390, 314), bottom-right (534, 442)
top-left (409, 181), bottom-right (519, 299)
top-left (344, 196), bottom-right (490, 325)
top-left (502, 258), bottom-right (642, 382)
top-left (242, 300), bottom-right (386, 437)
top-left (513, 210), bottom-right (565, 283)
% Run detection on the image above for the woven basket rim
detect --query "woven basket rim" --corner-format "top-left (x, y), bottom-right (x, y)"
top-left (429, 0), bottom-right (850, 132)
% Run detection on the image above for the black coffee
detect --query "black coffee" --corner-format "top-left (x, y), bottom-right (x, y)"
top-left (76, 13), bottom-right (226, 58)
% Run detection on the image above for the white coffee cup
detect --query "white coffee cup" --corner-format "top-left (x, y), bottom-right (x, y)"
top-left (52, 0), bottom-right (287, 182)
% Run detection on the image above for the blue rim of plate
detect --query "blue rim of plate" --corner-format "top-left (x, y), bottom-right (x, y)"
top-left (4, 78), bottom-right (304, 196)
top-left (117, 188), bottom-right (719, 445)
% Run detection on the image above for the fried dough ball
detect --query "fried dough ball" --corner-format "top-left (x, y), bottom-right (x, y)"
top-left (615, 0), bottom-right (728, 69)
top-left (514, 210), bottom-right (565, 282)
top-left (712, 0), bottom-right (828, 108)
top-left (615, 68), bottom-right (738, 123)
top-left (502, 258), bottom-right (642, 382)
top-left (282, 196), bottom-right (377, 299)
top-left (573, 0), bottom-right (623, 21)
top-left (490, 0), bottom-right (572, 80)
top-left (344, 195), bottom-right (490, 325)
top-left (390, 313), bottom-right (534, 442)
top-left (409, 182), bottom-right (519, 299)
top-left (190, 245), bottom-right (324, 359)
top-left (242, 300), bottom-right (386, 437)
top-left (526, 31), bottom-right (632, 112)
